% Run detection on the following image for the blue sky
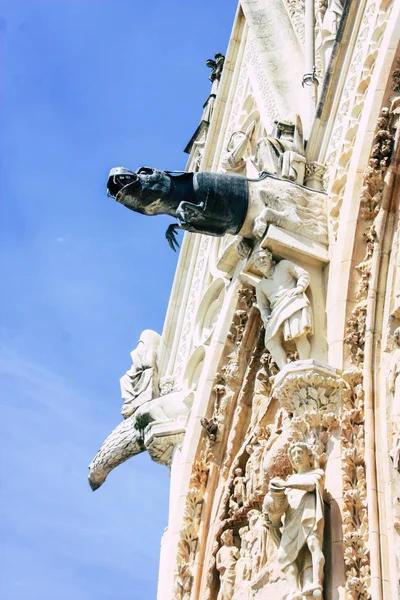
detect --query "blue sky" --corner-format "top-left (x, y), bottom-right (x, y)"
top-left (0, 1), bottom-right (235, 598)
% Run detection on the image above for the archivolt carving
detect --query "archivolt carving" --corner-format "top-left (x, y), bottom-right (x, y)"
top-left (341, 369), bottom-right (371, 599)
top-left (173, 447), bottom-right (211, 599)
top-left (282, 0), bottom-right (305, 45)
top-left (325, 1), bottom-right (393, 238)
top-left (173, 285), bottom-right (258, 599)
top-left (345, 106), bottom-right (395, 365)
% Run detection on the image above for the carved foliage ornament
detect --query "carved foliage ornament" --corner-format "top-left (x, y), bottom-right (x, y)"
top-left (341, 369), bottom-right (371, 599)
top-left (174, 285), bottom-right (257, 598)
top-left (174, 448), bottom-right (211, 599)
top-left (345, 106), bottom-right (395, 365)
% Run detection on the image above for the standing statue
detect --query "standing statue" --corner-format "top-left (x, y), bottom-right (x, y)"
top-left (247, 509), bottom-right (269, 576)
top-left (216, 529), bottom-right (240, 600)
top-left (231, 467), bottom-right (246, 511)
top-left (253, 249), bottom-right (313, 370)
top-left (223, 114), bottom-right (306, 185)
top-left (120, 330), bottom-right (161, 418)
top-left (389, 327), bottom-right (400, 470)
top-left (106, 166), bottom-right (328, 252)
top-left (235, 526), bottom-right (252, 589)
top-left (245, 437), bottom-right (264, 500)
top-left (265, 442), bottom-right (325, 600)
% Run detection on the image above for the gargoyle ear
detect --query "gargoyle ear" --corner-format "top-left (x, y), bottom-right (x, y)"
top-left (137, 166), bottom-right (154, 175)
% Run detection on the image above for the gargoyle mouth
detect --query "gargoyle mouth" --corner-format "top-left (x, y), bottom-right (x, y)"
top-left (107, 167), bottom-right (140, 199)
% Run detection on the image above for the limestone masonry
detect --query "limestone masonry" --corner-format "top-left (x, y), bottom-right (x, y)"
top-left (89, 1), bottom-right (400, 598)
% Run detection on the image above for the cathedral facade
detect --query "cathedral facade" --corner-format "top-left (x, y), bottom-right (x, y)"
top-left (90, 1), bottom-right (400, 598)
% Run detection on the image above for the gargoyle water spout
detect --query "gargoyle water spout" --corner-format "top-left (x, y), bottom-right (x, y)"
top-left (107, 167), bottom-right (328, 252)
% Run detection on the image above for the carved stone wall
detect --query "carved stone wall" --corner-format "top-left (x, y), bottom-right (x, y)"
top-left (144, 2), bottom-right (400, 599)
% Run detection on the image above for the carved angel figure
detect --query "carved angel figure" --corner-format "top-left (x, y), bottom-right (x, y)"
top-left (216, 529), bottom-right (240, 600)
top-left (265, 442), bottom-right (325, 600)
top-left (254, 249), bottom-right (313, 370)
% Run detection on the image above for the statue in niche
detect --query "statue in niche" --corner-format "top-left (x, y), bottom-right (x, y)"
top-left (216, 529), bottom-right (240, 600)
top-left (222, 114), bottom-right (306, 185)
top-left (245, 436), bottom-right (264, 500)
top-left (247, 509), bottom-right (269, 576)
top-left (235, 526), bottom-right (252, 589)
top-left (389, 327), bottom-right (400, 470)
top-left (106, 165), bottom-right (327, 253)
top-left (264, 442), bottom-right (325, 600)
top-left (253, 249), bottom-right (313, 370)
top-left (230, 467), bottom-right (246, 512)
top-left (119, 330), bottom-right (161, 418)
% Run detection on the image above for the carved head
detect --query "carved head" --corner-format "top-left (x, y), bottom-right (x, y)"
top-left (394, 327), bottom-right (400, 347)
top-left (220, 529), bottom-right (234, 546)
top-left (247, 509), bottom-right (260, 528)
top-left (107, 166), bottom-right (173, 215)
top-left (234, 468), bottom-right (243, 477)
top-left (130, 329), bottom-right (161, 369)
top-left (253, 248), bottom-right (274, 276)
top-left (288, 442), bottom-right (314, 472)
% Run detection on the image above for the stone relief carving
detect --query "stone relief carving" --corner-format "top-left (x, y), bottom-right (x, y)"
top-left (254, 249), bottom-right (313, 370)
top-left (345, 106), bottom-right (395, 366)
top-left (216, 529), bottom-right (240, 600)
top-left (230, 468), bottom-right (247, 512)
top-left (282, 0), bottom-right (305, 46)
top-left (341, 369), bottom-right (371, 599)
top-left (173, 286), bottom-right (260, 600)
top-left (174, 448), bottom-right (211, 600)
top-left (264, 443), bottom-right (325, 599)
top-left (389, 328), bottom-right (400, 470)
top-left (88, 331), bottom-right (190, 490)
top-left (326, 1), bottom-right (393, 237)
top-left (235, 526), bottom-right (252, 589)
top-left (222, 114), bottom-right (306, 185)
top-left (106, 165), bottom-right (328, 255)
top-left (247, 508), bottom-right (269, 576)
top-left (200, 354), bottom-right (347, 600)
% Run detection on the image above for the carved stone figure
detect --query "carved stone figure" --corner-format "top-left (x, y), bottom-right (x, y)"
top-left (247, 509), bottom-right (269, 575)
top-left (253, 249), bottom-right (313, 370)
top-left (266, 442), bottom-right (325, 599)
top-left (235, 526), bottom-right (252, 589)
top-left (245, 437), bottom-right (264, 500)
top-left (216, 529), bottom-right (240, 600)
top-left (222, 114), bottom-right (306, 184)
top-left (106, 166), bottom-right (327, 252)
top-left (389, 327), bottom-right (400, 470)
top-left (232, 467), bottom-right (246, 509)
top-left (119, 330), bottom-right (161, 418)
